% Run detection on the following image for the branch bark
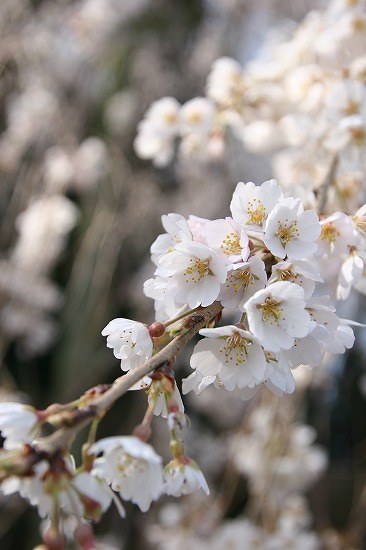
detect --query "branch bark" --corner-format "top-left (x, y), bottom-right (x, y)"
top-left (33, 301), bottom-right (223, 457)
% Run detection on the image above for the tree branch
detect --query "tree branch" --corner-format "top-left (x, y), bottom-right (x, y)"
top-left (33, 301), bottom-right (223, 458)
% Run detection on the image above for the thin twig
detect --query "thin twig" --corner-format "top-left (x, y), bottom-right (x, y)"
top-left (33, 301), bottom-right (223, 457)
top-left (317, 154), bottom-right (339, 215)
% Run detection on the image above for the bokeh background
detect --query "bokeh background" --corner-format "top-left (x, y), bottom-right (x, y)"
top-left (1, 0), bottom-right (366, 548)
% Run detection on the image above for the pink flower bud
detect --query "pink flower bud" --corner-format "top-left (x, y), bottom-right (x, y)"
top-left (149, 321), bottom-right (165, 338)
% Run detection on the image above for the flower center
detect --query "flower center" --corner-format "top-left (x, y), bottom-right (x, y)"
top-left (353, 214), bottom-right (366, 234)
top-left (344, 100), bottom-right (360, 116)
top-left (278, 268), bottom-right (303, 285)
top-left (350, 126), bottom-right (365, 146)
top-left (320, 222), bottom-right (340, 244)
top-left (164, 112), bottom-right (178, 125)
top-left (220, 331), bottom-right (249, 366)
top-left (275, 219), bottom-right (299, 246)
top-left (220, 232), bottom-right (241, 256)
top-left (117, 455), bottom-right (146, 478)
top-left (227, 268), bottom-right (253, 292)
top-left (257, 297), bottom-right (284, 323)
top-left (184, 258), bottom-right (211, 283)
top-left (247, 199), bottom-right (266, 225)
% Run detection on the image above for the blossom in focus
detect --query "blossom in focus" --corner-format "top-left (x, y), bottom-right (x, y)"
top-left (230, 179), bottom-right (284, 230)
top-left (268, 260), bottom-right (323, 300)
top-left (317, 212), bottom-right (361, 256)
top-left (218, 255), bottom-right (267, 310)
top-left (101, 319), bottom-right (153, 371)
top-left (184, 325), bottom-right (267, 393)
top-left (156, 241), bottom-right (227, 308)
top-left (264, 197), bottom-right (321, 260)
top-left (204, 217), bottom-right (250, 264)
top-left (150, 213), bottom-right (192, 264)
top-left (244, 281), bottom-right (312, 352)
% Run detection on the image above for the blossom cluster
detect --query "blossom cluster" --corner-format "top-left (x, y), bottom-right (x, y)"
top-left (0, 400), bottom-right (209, 547)
top-left (140, 178), bottom-right (363, 400)
top-left (0, 175), bottom-right (364, 547)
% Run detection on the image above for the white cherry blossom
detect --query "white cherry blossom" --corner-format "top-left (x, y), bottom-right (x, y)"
top-left (150, 213), bottom-right (192, 264)
top-left (324, 318), bottom-right (355, 354)
top-left (219, 255), bottom-right (267, 310)
top-left (163, 459), bottom-right (210, 497)
top-left (234, 350), bottom-right (296, 399)
top-left (179, 97), bottom-right (216, 137)
top-left (133, 97), bottom-right (180, 167)
top-left (156, 241), bottom-right (227, 308)
top-left (184, 325), bottom-right (267, 393)
top-left (187, 214), bottom-right (211, 243)
top-left (244, 281), bottom-right (312, 352)
top-left (143, 276), bottom-right (186, 322)
top-left (283, 335), bottom-right (325, 369)
top-left (0, 402), bottom-right (40, 450)
top-left (90, 436), bottom-right (163, 513)
top-left (206, 56), bottom-right (244, 106)
top-left (204, 217), bottom-right (249, 264)
top-left (317, 211), bottom-right (361, 256)
top-left (336, 252), bottom-right (364, 299)
top-left (263, 351), bottom-right (296, 396)
top-left (101, 319), bottom-right (153, 371)
top-left (230, 179), bottom-right (284, 230)
top-left (264, 197), bottom-right (321, 260)
top-left (1, 458), bottom-right (112, 521)
top-left (268, 259), bottom-right (323, 300)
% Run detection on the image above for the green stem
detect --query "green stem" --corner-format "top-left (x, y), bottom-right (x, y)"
top-left (163, 307), bottom-right (200, 328)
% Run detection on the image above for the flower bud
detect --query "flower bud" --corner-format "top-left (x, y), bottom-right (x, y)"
top-left (43, 526), bottom-right (65, 550)
top-left (149, 321), bottom-right (165, 338)
top-left (132, 423), bottom-right (152, 442)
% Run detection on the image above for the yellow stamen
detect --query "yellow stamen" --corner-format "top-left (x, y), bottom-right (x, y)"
top-left (246, 199), bottom-right (266, 225)
top-left (275, 218), bottom-right (299, 246)
top-left (220, 331), bottom-right (250, 366)
top-left (220, 232), bottom-right (241, 256)
top-left (320, 222), bottom-right (340, 244)
top-left (257, 297), bottom-right (284, 323)
top-left (184, 258), bottom-right (211, 283)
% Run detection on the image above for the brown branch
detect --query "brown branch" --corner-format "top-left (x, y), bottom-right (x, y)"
top-left (32, 301), bottom-right (223, 458)
top-left (316, 154), bottom-right (339, 216)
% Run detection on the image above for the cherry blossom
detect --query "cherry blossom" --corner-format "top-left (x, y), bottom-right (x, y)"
top-left (133, 97), bottom-right (180, 167)
top-left (163, 459), bottom-right (210, 497)
top-left (150, 213), bottom-right (192, 264)
top-left (263, 197), bottom-right (321, 260)
top-left (101, 318), bottom-right (153, 371)
top-left (219, 255), bottom-right (267, 310)
top-left (184, 325), bottom-right (267, 393)
top-left (204, 217), bottom-right (250, 264)
top-left (1, 457), bottom-right (112, 521)
top-left (268, 260), bottom-right (323, 300)
top-left (90, 436), bottom-right (163, 512)
top-left (0, 402), bottom-right (41, 450)
top-left (244, 281), bottom-right (312, 352)
top-left (317, 212), bottom-right (361, 256)
top-left (156, 241), bottom-right (227, 308)
top-left (230, 179), bottom-right (284, 230)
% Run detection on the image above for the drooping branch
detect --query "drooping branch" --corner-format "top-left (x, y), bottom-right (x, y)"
top-left (31, 301), bottom-right (223, 458)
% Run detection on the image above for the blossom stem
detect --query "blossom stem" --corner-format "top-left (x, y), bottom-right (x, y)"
top-left (163, 307), bottom-right (200, 328)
